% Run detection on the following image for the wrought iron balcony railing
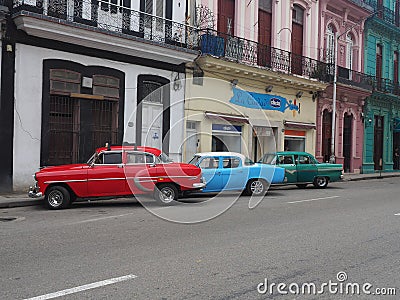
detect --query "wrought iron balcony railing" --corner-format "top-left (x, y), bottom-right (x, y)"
top-left (337, 66), bottom-right (374, 91)
top-left (12, 0), bottom-right (199, 50)
top-left (364, 0), bottom-right (400, 27)
top-left (373, 77), bottom-right (400, 96)
top-left (199, 29), bottom-right (332, 82)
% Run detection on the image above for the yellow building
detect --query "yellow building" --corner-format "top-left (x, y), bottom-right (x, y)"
top-left (183, 56), bottom-right (328, 162)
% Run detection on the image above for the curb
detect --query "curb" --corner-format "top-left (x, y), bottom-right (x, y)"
top-left (344, 174), bottom-right (400, 182)
top-left (0, 200), bottom-right (40, 209)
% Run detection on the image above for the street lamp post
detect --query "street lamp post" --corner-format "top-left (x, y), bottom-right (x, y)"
top-left (330, 32), bottom-right (339, 163)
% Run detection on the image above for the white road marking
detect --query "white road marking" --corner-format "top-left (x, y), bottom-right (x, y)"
top-left (24, 274), bottom-right (137, 300)
top-left (395, 213), bottom-right (400, 216)
top-left (71, 212), bottom-right (137, 225)
top-left (287, 196), bottom-right (340, 204)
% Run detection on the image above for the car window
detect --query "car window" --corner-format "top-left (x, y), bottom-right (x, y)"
top-left (127, 152), bottom-right (154, 164)
top-left (199, 157), bottom-right (220, 169)
top-left (260, 154), bottom-right (276, 164)
top-left (278, 155), bottom-right (294, 165)
top-left (188, 155), bottom-right (201, 165)
top-left (296, 155), bottom-right (311, 165)
top-left (96, 152), bottom-right (122, 164)
top-left (223, 158), bottom-right (240, 168)
top-left (244, 157), bottom-right (255, 165)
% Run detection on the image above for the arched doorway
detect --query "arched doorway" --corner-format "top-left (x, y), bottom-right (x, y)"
top-left (343, 113), bottom-right (353, 172)
top-left (322, 110), bottom-right (332, 163)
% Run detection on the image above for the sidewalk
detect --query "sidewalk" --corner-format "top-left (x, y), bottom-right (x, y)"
top-left (0, 172), bottom-right (399, 209)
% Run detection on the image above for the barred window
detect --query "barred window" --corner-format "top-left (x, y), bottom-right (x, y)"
top-left (50, 69), bottom-right (81, 95)
top-left (142, 80), bottom-right (163, 103)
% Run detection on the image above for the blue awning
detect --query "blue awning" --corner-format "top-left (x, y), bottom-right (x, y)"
top-left (394, 118), bottom-right (400, 133)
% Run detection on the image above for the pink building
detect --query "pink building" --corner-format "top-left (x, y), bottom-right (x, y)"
top-left (316, 0), bottom-right (374, 173)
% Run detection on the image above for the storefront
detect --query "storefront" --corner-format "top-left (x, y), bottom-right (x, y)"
top-left (183, 56), bottom-right (327, 162)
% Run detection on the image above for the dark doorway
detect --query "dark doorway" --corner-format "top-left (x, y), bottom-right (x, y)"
top-left (374, 115), bottom-right (384, 170)
top-left (212, 136), bottom-right (228, 152)
top-left (376, 44), bottom-right (383, 90)
top-left (343, 114), bottom-right (353, 172)
top-left (394, 131), bottom-right (400, 170)
top-left (322, 110), bottom-right (332, 162)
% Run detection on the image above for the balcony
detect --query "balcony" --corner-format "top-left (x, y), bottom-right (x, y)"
top-left (373, 77), bottom-right (400, 96)
top-left (337, 66), bottom-right (374, 91)
top-left (199, 29), bottom-right (332, 82)
top-left (364, 0), bottom-right (400, 27)
top-left (12, 0), bottom-right (199, 64)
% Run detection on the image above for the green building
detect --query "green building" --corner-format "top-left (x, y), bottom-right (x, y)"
top-left (363, 0), bottom-right (400, 172)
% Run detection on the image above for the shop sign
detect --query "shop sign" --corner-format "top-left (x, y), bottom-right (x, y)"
top-left (229, 87), bottom-right (300, 114)
top-left (212, 124), bottom-right (242, 132)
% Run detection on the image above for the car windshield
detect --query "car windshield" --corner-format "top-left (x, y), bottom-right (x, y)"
top-left (87, 153), bottom-right (97, 165)
top-left (260, 154), bottom-right (276, 164)
top-left (158, 153), bottom-right (173, 163)
top-left (244, 157), bottom-right (255, 165)
top-left (188, 155), bottom-right (201, 166)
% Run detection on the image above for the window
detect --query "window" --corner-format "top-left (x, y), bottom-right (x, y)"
top-left (278, 155), bottom-right (294, 165)
top-left (222, 158), bottom-right (240, 168)
top-left (346, 33), bottom-right (354, 71)
top-left (200, 157), bottom-right (220, 169)
top-left (93, 75), bottom-right (120, 99)
top-left (394, 51), bottom-right (399, 84)
top-left (259, 0), bottom-right (272, 13)
top-left (326, 24), bottom-right (335, 64)
top-left (50, 69), bottom-right (81, 95)
top-left (296, 155), bottom-right (311, 165)
top-left (127, 152), bottom-right (154, 164)
top-left (142, 80), bottom-right (163, 103)
top-left (96, 152), bottom-right (122, 164)
top-left (292, 5), bottom-right (304, 25)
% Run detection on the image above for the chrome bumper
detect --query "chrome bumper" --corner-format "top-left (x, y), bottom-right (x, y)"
top-left (28, 185), bottom-right (43, 198)
top-left (192, 182), bottom-right (206, 189)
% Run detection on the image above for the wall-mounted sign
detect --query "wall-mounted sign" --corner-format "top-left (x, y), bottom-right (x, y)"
top-left (229, 87), bottom-right (300, 114)
top-left (212, 124), bottom-right (242, 132)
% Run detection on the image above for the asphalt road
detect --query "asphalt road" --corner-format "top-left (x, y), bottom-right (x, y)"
top-left (1, 179), bottom-right (399, 300)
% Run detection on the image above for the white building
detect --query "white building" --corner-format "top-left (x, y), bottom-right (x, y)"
top-left (2, 0), bottom-right (198, 191)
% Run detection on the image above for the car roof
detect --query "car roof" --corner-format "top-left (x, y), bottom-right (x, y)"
top-left (96, 146), bottom-right (162, 156)
top-left (194, 152), bottom-right (247, 161)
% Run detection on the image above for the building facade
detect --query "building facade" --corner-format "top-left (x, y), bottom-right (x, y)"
top-left (183, 0), bottom-right (328, 162)
top-left (316, 0), bottom-right (374, 173)
top-left (363, 0), bottom-right (400, 173)
top-left (1, 0), bottom-right (198, 191)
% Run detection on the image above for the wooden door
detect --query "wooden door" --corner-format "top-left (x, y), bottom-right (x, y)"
top-left (322, 110), bottom-right (332, 163)
top-left (343, 114), bottom-right (353, 172)
top-left (217, 0), bottom-right (235, 35)
top-left (374, 115), bottom-right (384, 170)
top-left (258, 9), bottom-right (272, 67)
top-left (291, 22), bottom-right (303, 75)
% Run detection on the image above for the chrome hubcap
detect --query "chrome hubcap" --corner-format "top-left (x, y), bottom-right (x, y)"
top-left (250, 181), bottom-right (264, 195)
top-left (317, 178), bottom-right (326, 186)
top-left (48, 190), bottom-right (63, 207)
top-left (159, 187), bottom-right (175, 203)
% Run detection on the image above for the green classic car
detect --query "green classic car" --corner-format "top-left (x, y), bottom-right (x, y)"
top-left (259, 151), bottom-right (344, 188)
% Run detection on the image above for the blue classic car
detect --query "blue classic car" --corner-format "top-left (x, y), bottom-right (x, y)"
top-left (188, 152), bottom-right (285, 195)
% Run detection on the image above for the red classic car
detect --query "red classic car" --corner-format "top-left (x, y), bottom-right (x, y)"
top-left (29, 145), bottom-right (205, 209)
